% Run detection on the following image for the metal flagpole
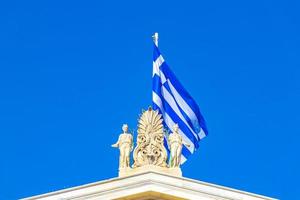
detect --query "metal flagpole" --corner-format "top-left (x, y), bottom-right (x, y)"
top-left (152, 32), bottom-right (159, 46)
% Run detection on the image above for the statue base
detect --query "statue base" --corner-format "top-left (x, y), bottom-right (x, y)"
top-left (118, 165), bottom-right (182, 178)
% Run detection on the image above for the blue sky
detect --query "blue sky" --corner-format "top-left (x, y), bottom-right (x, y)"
top-left (0, 0), bottom-right (299, 199)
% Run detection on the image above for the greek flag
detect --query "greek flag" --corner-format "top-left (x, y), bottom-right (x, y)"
top-left (152, 34), bottom-right (208, 164)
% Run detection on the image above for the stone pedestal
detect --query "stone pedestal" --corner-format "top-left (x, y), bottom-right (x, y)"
top-left (119, 165), bottom-right (182, 177)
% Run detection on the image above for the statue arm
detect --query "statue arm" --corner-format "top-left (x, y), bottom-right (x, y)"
top-left (111, 142), bottom-right (119, 148)
top-left (111, 136), bottom-right (120, 148)
top-left (183, 140), bottom-right (191, 147)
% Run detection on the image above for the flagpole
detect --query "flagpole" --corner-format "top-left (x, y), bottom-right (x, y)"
top-left (152, 32), bottom-right (159, 46)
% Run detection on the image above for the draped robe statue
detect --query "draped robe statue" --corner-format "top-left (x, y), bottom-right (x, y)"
top-left (168, 124), bottom-right (190, 168)
top-left (112, 124), bottom-right (133, 169)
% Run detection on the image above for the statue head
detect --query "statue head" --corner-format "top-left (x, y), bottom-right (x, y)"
top-left (173, 124), bottom-right (179, 133)
top-left (122, 124), bottom-right (128, 133)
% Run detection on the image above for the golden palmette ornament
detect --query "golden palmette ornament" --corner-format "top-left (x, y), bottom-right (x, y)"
top-left (132, 107), bottom-right (168, 168)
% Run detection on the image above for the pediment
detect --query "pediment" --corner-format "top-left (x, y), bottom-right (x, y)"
top-left (22, 172), bottom-right (275, 200)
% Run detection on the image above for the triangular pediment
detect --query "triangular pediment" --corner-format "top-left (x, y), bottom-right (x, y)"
top-left (22, 171), bottom-right (275, 200)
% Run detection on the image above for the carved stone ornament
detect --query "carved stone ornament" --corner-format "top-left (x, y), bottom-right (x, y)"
top-left (132, 107), bottom-right (168, 168)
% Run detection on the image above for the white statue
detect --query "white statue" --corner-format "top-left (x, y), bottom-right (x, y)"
top-left (168, 124), bottom-right (190, 168)
top-left (112, 124), bottom-right (133, 169)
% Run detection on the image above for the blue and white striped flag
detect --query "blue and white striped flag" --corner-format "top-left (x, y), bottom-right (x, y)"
top-left (152, 34), bottom-right (208, 164)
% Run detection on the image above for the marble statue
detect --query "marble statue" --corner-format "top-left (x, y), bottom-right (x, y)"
top-left (112, 124), bottom-right (133, 169)
top-left (168, 124), bottom-right (190, 168)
